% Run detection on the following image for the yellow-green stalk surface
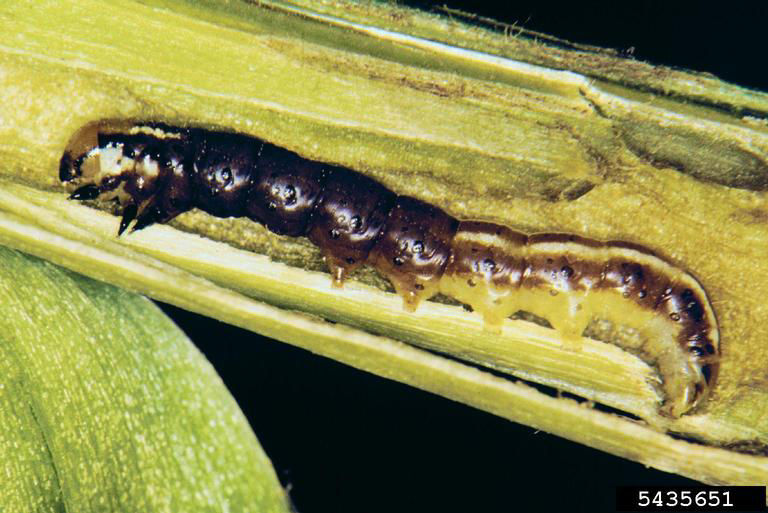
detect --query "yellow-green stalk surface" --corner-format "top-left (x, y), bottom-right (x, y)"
top-left (1, 0), bottom-right (767, 490)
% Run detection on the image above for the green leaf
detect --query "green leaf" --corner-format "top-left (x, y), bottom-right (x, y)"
top-left (0, 247), bottom-right (291, 512)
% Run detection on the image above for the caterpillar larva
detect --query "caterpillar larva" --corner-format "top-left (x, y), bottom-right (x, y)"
top-left (59, 122), bottom-right (720, 417)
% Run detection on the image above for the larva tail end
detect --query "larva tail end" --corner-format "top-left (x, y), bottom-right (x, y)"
top-left (656, 352), bottom-right (717, 418)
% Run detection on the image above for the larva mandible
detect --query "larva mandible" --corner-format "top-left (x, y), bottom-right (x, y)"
top-left (59, 122), bottom-right (720, 417)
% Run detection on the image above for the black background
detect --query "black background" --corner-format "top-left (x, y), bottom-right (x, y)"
top-left (158, 2), bottom-right (766, 512)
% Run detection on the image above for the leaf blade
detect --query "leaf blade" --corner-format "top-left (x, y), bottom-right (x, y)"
top-left (0, 247), bottom-right (291, 512)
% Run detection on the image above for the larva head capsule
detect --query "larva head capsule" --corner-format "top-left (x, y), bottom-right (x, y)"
top-left (369, 196), bottom-right (458, 311)
top-left (60, 124), bottom-right (196, 233)
top-left (61, 132), bottom-right (165, 206)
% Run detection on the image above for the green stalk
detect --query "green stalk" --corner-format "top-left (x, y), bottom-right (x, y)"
top-left (1, 0), bottom-right (767, 489)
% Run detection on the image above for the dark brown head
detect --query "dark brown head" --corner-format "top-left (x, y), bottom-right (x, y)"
top-left (61, 132), bottom-right (166, 204)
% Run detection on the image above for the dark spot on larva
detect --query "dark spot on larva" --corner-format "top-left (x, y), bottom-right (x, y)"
top-left (690, 346), bottom-right (704, 357)
top-left (219, 167), bottom-right (232, 184)
top-left (682, 288), bottom-right (694, 300)
top-left (101, 175), bottom-right (120, 190)
top-left (669, 312), bottom-right (681, 321)
top-left (284, 184), bottom-right (297, 205)
top-left (268, 201), bottom-right (277, 211)
top-left (350, 215), bottom-right (362, 232)
top-left (393, 257), bottom-right (404, 266)
top-left (702, 365), bottom-right (713, 384)
top-left (482, 258), bottom-right (496, 273)
top-left (705, 344), bottom-right (716, 355)
top-left (412, 241), bottom-right (424, 254)
top-left (549, 289), bottom-right (558, 296)
top-left (686, 299), bottom-right (705, 322)
top-left (467, 279), bottom-right (476, 287)
top-left (346, 257), bottom-right (356, 265)
top-left (638, 290), bottom-right (647, 298)
top-left (414, 283), bottom-right (424, 290)
top-left (330, 229), bottom-right (340, 239)
top-left (560, 265), bottom-right (574, 278)
top-left (546, 258), bottom-right (554, 264)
